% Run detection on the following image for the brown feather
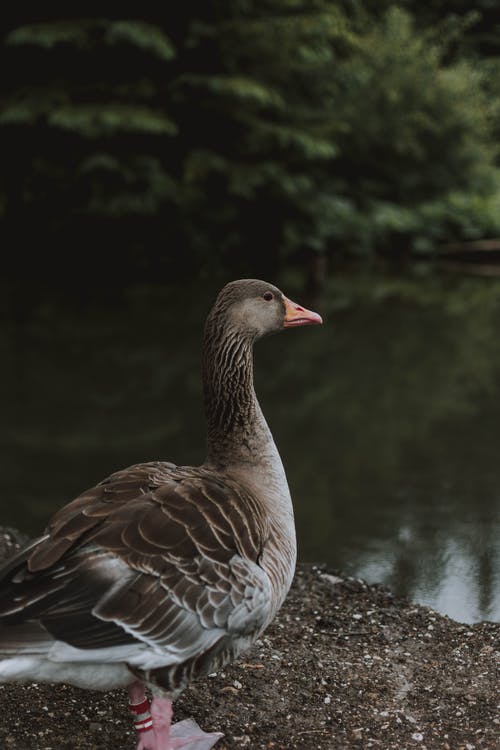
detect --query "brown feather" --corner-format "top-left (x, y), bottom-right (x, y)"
top-left (0, 280), bottom-right (305, 696)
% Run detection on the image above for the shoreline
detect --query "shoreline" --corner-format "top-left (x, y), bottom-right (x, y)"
top-left (0, 529), bottom-right (498, 749)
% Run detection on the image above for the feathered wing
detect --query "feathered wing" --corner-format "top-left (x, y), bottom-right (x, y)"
top-left (0, 463), bottom-right (272, 691)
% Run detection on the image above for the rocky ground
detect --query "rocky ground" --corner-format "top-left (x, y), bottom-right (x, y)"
top-left (0, 529), bottom-right (498, 750)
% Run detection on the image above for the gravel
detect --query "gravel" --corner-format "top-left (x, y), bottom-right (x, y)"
top-left (0, 530), bottom-right (498, 749)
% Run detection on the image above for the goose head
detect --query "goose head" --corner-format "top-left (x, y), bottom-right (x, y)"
top-left (207, 279), bottom-right (322, 341)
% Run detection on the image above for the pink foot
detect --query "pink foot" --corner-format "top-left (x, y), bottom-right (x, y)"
top-left (169, 718), bottom-right (223, 750)
top-left (127, 683), bottom-right (222, 750)
top-left (149, 697), bottom-right (222, 750)
top-left (136, 728), bottom-right (157, 750)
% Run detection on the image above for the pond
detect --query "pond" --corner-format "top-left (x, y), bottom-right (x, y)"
top-left (0, 273), bottom-right (499, 624)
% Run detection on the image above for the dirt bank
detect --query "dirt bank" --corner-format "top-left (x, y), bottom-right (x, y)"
top-left (0, 528), bottom-right (497, 750)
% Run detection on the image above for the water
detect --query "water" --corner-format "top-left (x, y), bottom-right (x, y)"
top-left (0, 275), bottom-right (499, 623)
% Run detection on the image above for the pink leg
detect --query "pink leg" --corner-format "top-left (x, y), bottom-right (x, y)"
top-left (128, 683), bottom-right (223, 750)
top-left (150, 697), bottom-right (174, 749)
top-left (128, 680), bottom-right (156, 750)
top-left (149, 695), bottom-right (223, 750)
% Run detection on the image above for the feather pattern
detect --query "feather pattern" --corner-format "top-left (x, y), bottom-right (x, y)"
top-left (0, 464), bottom-right (273, 693)
top-left (0, 279), bottom-right (319, 702)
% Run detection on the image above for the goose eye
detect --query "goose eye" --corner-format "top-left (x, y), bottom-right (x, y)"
top-left (263, 292), bottom-right (273, 301)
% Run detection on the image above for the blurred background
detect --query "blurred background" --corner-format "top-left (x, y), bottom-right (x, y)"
top-left (0, 3), bottom-right (499, 623)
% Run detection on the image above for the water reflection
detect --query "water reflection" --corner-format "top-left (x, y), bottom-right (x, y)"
top-left (0, 275), bottom-right (499, 623)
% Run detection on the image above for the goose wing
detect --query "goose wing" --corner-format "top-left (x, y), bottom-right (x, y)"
top-left (0, 468), bottom-right (271, 685)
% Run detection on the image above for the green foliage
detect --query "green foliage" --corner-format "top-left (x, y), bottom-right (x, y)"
top-left (0, 16), bottom-right (181, 278)
top-left (6, 19), bottom-right (176, 59)
top-left (48, 105), bottom-right (177, 138)
top-left (179, 74), bottom-right (285, 108)
top-left (321, 7), bottom-right (500, 255)
top-left (335, 9), bottom-right (496, 192)
top-left (0, 4), bottom-right (499, 280)
top-left (173, 1), bottom-right (348, 266)
top-left (6, 21), bottom-right (91, 49)
top-left (78, 155), bottom-right (178, 216)
top-left (104, 21), bottom-right (176, 60)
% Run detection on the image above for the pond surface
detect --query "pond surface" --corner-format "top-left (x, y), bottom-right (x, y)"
top-left (0, 274), bottom-right (499, 623)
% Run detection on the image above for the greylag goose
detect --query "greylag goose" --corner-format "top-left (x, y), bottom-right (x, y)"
top-left (0, 279), bottom-right (322, 750)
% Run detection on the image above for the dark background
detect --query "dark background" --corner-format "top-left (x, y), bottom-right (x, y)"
top-left (0, 3), bottom-right (499, 293)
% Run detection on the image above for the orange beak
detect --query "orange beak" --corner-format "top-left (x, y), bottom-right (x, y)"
top-left (283, 296), bottom-right (323, 328)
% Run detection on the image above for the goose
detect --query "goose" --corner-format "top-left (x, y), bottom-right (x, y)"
top-left (0, 279), bottom-right (322, 750)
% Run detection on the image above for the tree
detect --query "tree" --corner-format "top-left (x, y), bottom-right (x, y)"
top-left (0, 4), bottom-right (499, 284)
top-left (323, 7), bottom-right (500, 257)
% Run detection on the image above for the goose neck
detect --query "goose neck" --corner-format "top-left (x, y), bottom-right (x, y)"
top-left (202, 322), bottom-right (269, 467)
